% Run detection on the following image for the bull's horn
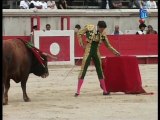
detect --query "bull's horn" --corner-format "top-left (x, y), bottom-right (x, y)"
top-left (47, 54), bottom-right (58, 60)
top-left (42, 52), bottom-right (48, 56)
top-left (42, 52), bottom-right (57, 60)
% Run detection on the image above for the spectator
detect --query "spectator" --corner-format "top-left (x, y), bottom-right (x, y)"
top-left (57, 0), bottom-right (68, 9)
top-left (19, 0), bottom-right (29, 9)
top-left (29, 0), bottom-right (36, 8)
top-left (111, 25), bottom-right (123, 35)
top-left (146, 0), bottom-right (157, 9)
top-left (111, 0), bottom-right (122, 9)
top-left (35, 0), bottom-right (43, 9)
top-left (32, 25), bottom-right (38, 30)
top-left (43, 24), bottom-right (51, 31)
top-left (136, 23), bottom-right (147, 35)
top-left (29, 0), bottom-right (35, 9)
top-left (30, 25), bottom-right (38, 45)
top-left (74, 24), bottom-right (81, 35)
top-left (108, 0), bottom-right (114, 9)
top-left (140, 0), bottom-right (148, 9)
top-left (29, 0), bottom-right (42, 9)
top-left (146, 25), bottom-right (157, 34)
top-left (47, 0), bottom-right (57, 9)
top-left (101, 0), bottom-right (113, 9)
top-left (101, 0), bottom-right (107, 9)
top-left (41, 0), bottom-right (48, 9)
top-left (46, 24), bottom-right (51, 31)
top-left (128, 0), bottom-right (141, 8)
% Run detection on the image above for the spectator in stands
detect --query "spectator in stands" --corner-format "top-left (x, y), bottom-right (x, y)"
top-left (128, 0), bottom-right (141, 8)
top-left (36, 0), bottom-right (43, 9)
top-left (146, 0), bottom-right (157, 9)
top-left (20, 0), bottom-right (29, 9)
top-left (140, 0), bottom-right (148, 9)
top-left (29, 0), bottom-right (42, 9)
top-left (41, 0), bottom-right (48, 9)
top-left (30, 25), bottom-right (38, 45)
top-left (136, 23), bottom-right (147, 35)
top-left (101, 0), bottom-right (113, 9)
top-left (111, 25), bottom-right (123, 35)
top-left (43, 24), bottom-right (51, 31)
top-left (29, 0), bottom-right (37, 9)
top-left (47, 0), bottom-right (57, 9)
top-left (57, 0), bottom-right (68, 9)
top-left (33, 25), bottom-right (38, 30)
top-left (111, 0), bottom-right (122, 9)
top-left (146, 25), bottom-right (157, 34)
top-left (74, 24), bottom-right (81, 35)
top-left (46, 24), bottom-right (51, 30)
top-left (29, 0), bottom-right (35, 9)
top-left (101, 0), bottom-right (107, 9)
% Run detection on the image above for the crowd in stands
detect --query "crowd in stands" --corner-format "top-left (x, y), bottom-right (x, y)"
top-left (115, 23), bottom-right (157, 35)
top-left (18, 0), bottom-right (157, 9)
top-left (19, 0), bottom-right (157, 36)
top-left (136, 0), bottom-right (157, 9)
top-left (34, 22), bottom-right (157, 36)
top-left (73, 22), bottom-right (157, 35)
top-left (19, 0), bottom-right (68, 9)
top-left (137, 24), bottom-right (157, 34)
top-left (111, 23), bottom-right (157, 35)
top-left (102, 0), bottom-right (157, 9)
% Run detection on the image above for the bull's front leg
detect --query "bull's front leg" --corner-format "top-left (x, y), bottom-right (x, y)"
top-left (21, 76), bottom-right (30, 102)
top-left (3, 79), bottom-right (10, 105)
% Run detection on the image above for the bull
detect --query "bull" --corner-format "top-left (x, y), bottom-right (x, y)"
top-left (3, 38), bottom-right (52, 105)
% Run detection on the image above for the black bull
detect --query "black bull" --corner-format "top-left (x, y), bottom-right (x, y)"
top-left (2, 39), bottom-right (52, 105)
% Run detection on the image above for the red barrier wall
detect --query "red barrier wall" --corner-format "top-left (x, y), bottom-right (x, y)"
top-left (3, 34), bottom-right (158, 64)
top-left (75, 34), bottom-right (158, 57)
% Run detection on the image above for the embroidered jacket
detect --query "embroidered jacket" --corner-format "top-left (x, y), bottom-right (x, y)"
top-left (77, 24), bottom-right (119, 54)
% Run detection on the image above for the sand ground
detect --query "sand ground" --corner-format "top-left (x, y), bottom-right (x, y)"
top-left (3, 64), bottom-right (158, 120)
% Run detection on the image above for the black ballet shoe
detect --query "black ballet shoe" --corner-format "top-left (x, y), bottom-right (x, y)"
top-left (103, 92), bottom-right (110, 95)
top-left (74, 93), bottom-right (79, 97)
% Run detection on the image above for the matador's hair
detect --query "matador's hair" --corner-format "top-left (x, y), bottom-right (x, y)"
top-left (97, 21), bottom-right (107, 28)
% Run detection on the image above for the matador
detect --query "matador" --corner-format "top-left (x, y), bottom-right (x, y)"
top-left (75, 21), bottom-right (120, 96)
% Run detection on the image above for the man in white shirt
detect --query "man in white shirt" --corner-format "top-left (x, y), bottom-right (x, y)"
top-left (111, 25), bottom-right (123, 35)
top-left (136, 23), bottom-right (147, 35)
top-left (146, 0), bottom-right (157, 9)
top-left (20, 0), bottom-right (29, 9)
top-left (40, 0), bottom-right (48, 9)
top-left (29, 0), bottom-right (42, 9)
top-left (35, 0), bottom-right (43, 9)
top-left (47, 0), bottom-right (57, 9)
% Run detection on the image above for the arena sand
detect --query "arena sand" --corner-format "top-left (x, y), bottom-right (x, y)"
top-left (3, 64), bottom-right (158, 120)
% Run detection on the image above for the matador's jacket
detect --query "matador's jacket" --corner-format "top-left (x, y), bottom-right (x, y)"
top-left (77, 24), bottom-right (119, 79)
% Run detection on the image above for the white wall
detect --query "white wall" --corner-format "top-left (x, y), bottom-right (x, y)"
top-left (3, 9), bottom-right (158, 36)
